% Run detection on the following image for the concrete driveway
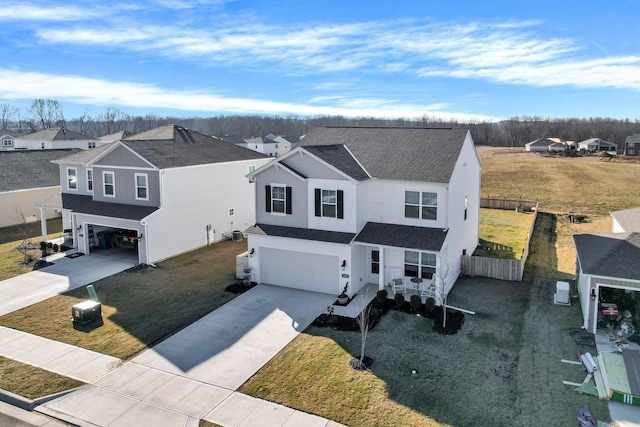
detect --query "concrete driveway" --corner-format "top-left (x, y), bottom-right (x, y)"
top-left (132, 284), bottom-right (336, 390)
top-left (0, 250), bottom-right (136, 316)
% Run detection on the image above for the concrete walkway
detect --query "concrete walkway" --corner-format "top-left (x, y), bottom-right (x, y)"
top-left (0, 285), bottom-right (346, 427)
top-left (0, 251), bottom-right (136, 316)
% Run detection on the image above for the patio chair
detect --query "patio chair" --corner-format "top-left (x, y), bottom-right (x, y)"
top-left (390, 269), bottom-right (407, 294)
top-left (420, 279), bottom-right (436, 299)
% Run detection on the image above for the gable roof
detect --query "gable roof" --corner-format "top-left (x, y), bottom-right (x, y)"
top-left (0, 149), bottom-right (81, 192)
top-left (99, 130), bottom-right (132, 141)
top-left (51, 144), bottom-right (113, 165)
top-left (610, 207), bottom-right (640, 232)
top-left (574, 232), bottom-right (640, 281)
top-left (121, 124), bottom-right (268, 169)
top-left (298, 126), bottom-right (469, 183)
top-left (19, 127), bottom-right (95, 141)
top-left (302, 145), bottom-right (370, 181)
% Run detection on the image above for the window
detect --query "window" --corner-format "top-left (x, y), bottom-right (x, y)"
top-left (405, 191), bottom-right (437, 220)
top-left (248, 165), bottom-right (255, 173)
top-left (371, 250), bottom-right (380, 274)
top-left (314, 188), bottom-right (344, 219)
top-left (265, 185), bottom-right (292, 214)
top-left (2, 139), bottom-right (12, 147)
top-left (135, 173), bottom-right (148, 200)
top-left (404, 250), bottom-right (436, 279)
top-left (629, 149), bottom-right (635, 155)
top-left (87, 170), bottom-right (93, 192)
top-left (464, 196), bottom-right (468, 221)
top-left (229, 208), bottom-right (235, 216)
top-left (88, 141), bottom-right (96, 149)
top-left (629, 143), bottom-right (635, 148)
top-left (103, 171), bottom-right (115, 197)
top-left (67, 168), bottom-right (77, 190)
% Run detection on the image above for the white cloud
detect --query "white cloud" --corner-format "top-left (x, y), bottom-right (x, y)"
top-left (0, 2), bottom-right (105, 21)
top-left (0, 69), bottom-right (496, 121)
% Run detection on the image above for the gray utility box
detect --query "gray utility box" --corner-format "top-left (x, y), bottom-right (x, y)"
top-left (72, 300), bottom-right (102, 324)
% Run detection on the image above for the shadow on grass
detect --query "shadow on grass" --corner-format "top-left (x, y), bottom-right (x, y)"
top-left (474, 238), bottom-right (517, 259)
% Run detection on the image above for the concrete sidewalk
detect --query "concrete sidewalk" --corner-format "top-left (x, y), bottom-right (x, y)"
top-left (0, 252), bottom-right (135, 316)
top-left (0, 285), bottom-right (347, 427)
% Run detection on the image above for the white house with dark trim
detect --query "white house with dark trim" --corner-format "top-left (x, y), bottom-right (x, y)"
top-left (51, 125), bottom-right (271, 264)
top-left (245, 126), bottom-right (481, 303)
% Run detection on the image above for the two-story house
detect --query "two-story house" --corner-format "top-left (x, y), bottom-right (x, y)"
top-left (244, 126), bottom-right (481, 303)
top-left (51, 125), bottom-right (271, 265)
top-left (623, 133), bottom-right (640, 156)
top-left (240, 134), bottom-right (293, 158)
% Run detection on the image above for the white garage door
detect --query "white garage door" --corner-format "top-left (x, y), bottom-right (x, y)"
top-left (261, 248), bottom-right (339, 294)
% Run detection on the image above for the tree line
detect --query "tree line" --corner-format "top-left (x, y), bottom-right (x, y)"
top-left (2, 100), bottom-right (640, 147)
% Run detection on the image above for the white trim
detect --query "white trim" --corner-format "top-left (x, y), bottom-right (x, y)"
top-left (86, 169), bottom-right (93, 193)
top-left (102, 171), bottom-right (116, 198)
top-left (134, 172), bottom-right (149, 201)
top-left (66, 167), bottom-right (78, 191)
top-left (270, 183), bottom-right (287, 215)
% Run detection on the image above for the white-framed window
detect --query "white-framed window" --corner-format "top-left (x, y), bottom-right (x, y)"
top-left (103, 171), bottom-right (115, 197)
top-left (87, 169), bottom-right (93, 192)
top-left (629, 143), bottom-right (635, 148)
top-left (266, 184), bottom-right (292, 214)
top-left (229, 208), bottom-right (235, 216)
top-left (2, 138), bottom-right (13, 147)
top-left (248, 165), bottom-right (255, 173)
top-left (88, 142), bottom-right (96, 149)
top-left (371, 250), bottom-right (380, 274)
top-left (135, 173), bottom-right (148, 200)
top-left (67, 167), bottom-right (77, 190)
top-left (404, 250), bottom-right (436, 279)
top-left (405, 191), bottom-right (437, 220)
top-left (314, 188), bottom-right (344, 219)
top-left (629, 149), bottom-right (635, 155)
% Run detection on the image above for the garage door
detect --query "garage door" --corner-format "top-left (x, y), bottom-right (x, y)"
top-left (260, 248), bottom-right (339, 294)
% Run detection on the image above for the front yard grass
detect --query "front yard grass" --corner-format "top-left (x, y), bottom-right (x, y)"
top-left (0, 239), bottom-right (247, 360)
top-left (0, 357), bottom-right (83, 400)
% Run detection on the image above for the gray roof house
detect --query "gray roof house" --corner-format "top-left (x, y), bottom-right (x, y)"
top-left (623, 133), bottom-right (640, 156)
top-left (577, 138), bottom-right (617, 152)
top-left (245, 126), bottom-right (481, 304)
top-left (51, 124), bottom-right (271, 265)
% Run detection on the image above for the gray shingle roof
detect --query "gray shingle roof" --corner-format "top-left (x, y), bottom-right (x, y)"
top-left (62, 193), bottom-right (159, 220)
top-left (246, 223), bottom-right (356, 244)
top-left (303, 145), bottom-right (370, 181)
top-left (354, 222), bottom-right (448, 251)
top-left (610, 207), bottom-right (640, 232)
top-left (121, 124), bottom-right (268, 169)
top-left (20, 128), bottom-right (95, 141)
top-left (51, 144), bottom-right (113, 165)
top-left (298, 126), bottom-right (468, 183)
top-left (0, 149), bottom-right (81, 192)
top-left (574, 232), bottom-right (640, 281)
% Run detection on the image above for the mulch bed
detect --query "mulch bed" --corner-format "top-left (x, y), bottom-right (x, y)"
top-left (32, 260), bottom-right (54, 270)
top-left (312, 298), bottom-right (465, 335)
top-left (225, 282), bottom-right (258, 294)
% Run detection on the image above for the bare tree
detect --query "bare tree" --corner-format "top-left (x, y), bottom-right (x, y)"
top-left (13, 206), bottom-right (36, 265)
top-left (0, 103), bottom-right (18, 129)
top-left (95, 107), bottom-right (130, 136)
top-left (28, 99), bottom-right (65, 130)
top-left (76, 107), bottom-right (93, 135)
top-left (352, 294), bottom-right (373, 370)
top-left (434, 258), bottom-right (452, 328)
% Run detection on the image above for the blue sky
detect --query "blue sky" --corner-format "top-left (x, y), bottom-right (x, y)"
top-left (1, 0), bottom-right (640, 122)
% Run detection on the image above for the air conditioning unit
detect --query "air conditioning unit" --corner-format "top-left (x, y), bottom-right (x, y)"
top-left (554, 281), bottom-right (570, 305)
top-left (71, 300), bottom-right (102, 324)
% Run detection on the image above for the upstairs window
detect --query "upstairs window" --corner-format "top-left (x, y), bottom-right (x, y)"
top-left (404, 250), bottom-right (436, 279)
top-left (67, 167), bottom-right (77, 190)
top-left (2, 138), bottom-right (13, 147)
top-left (135, 173), bottom-right (148, 200)
top-left (405, 191), bottom-right (437, 220)
top-left (88, 141), bottom-right (96, 149)
top-left (87, 170), bottom-right (93, 192)
top-left (103, 171), bottom-right (115, 197)
top-left (265, 185), bottom-right (292, 214)
top-left (315, 188), bottom-right (344, 219)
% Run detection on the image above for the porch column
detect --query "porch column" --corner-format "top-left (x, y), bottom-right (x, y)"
top-left (39, 206), bottom-right (48, 243)
top-left (378, 246), bottom-right (385, 291)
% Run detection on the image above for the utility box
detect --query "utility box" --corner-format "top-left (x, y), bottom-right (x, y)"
top-left (72, 300), bottom-right (102, 324)
top-left (555, 281), bottom-right (570, 305)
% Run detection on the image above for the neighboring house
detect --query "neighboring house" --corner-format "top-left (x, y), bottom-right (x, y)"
top-left (240, 134), bottom-right (292, 157)
top-left (0, 129), bottom-right (26, 150)
top-left (611, 207), bottom-right (640, 233)
top-left (0, 149), bottom-right (80, 228)
top-left (4, 127), bottom-right (106, 151)
top-left (99, 130), bottom-right (133, 142)
top-left (573, 232), bottom-right (640, 333)
top-left (577, 138), bottom-right (617, 152)
top-left (50, 124), bottom-right (271, 265)
top-left (524, 137), bottom-right (567, 152)
top-left (623, 133), bottom-right (640, 156)
top-left (245, 126), bottom-right (481, 303)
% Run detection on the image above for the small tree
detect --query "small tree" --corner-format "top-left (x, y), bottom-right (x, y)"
top-left (434, 258), bottom-right (452, 328)
top-left (354, 295), bottom-right (372, 370)
top-left (13, 206), bottom-right (35, 264)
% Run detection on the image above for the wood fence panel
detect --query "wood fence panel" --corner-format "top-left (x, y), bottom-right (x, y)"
top-left (480, 198), bottom-right (537, 211)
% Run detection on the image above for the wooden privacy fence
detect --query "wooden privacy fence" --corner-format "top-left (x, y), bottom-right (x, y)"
top-left (480, 198), bottom-right (537, 211)
top-left (462, 200), bottom-right (539, 281)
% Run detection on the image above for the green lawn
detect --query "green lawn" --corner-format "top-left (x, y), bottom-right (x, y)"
top-left (475, 208), bottom-right (533, 259)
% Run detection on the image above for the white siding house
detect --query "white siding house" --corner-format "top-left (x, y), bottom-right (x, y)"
top-left (245, 127), bottom-right (481, 304)
top-left (51, 125), bottom-right (271, 265)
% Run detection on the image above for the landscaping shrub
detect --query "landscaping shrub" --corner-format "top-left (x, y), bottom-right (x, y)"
top-left (410, 294), bottom-right (422, 311)
top-left (375, 289), bottom-right (388, 304)
top-left (425, 297), bottom-right (436, 312)
top-left (53, 244), bottom-right (59, 252)
top-left (394, 292), bottom-right (405, 307)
